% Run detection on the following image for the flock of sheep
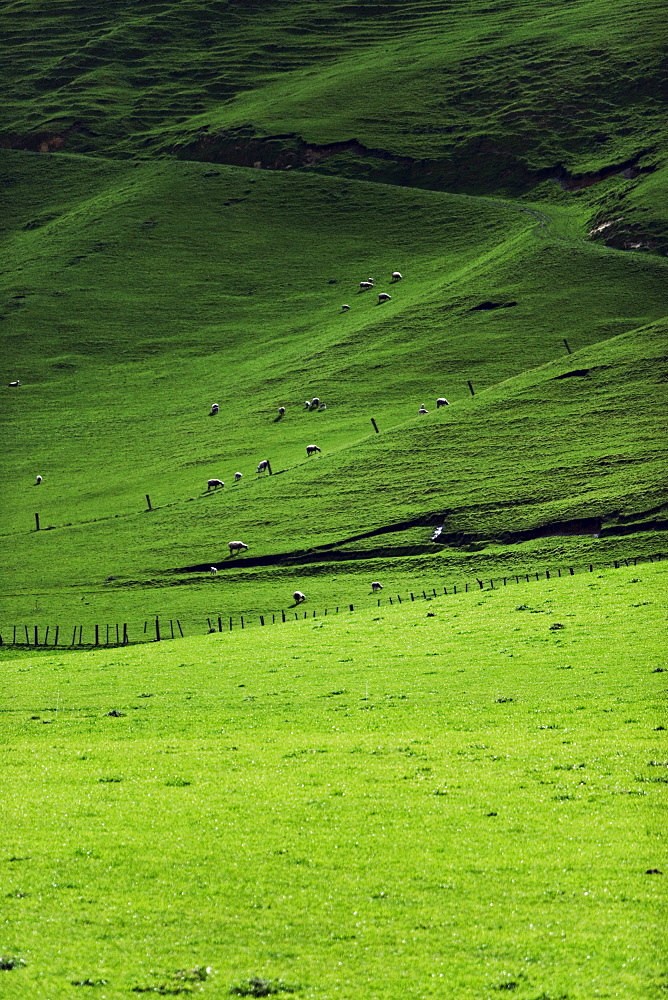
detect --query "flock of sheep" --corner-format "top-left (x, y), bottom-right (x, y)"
top-left (340, 270), bottom-right (401, 312)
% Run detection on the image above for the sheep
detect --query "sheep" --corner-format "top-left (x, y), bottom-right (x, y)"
top-left (278, 406), bottom-right (285, 417)
top-left (304, 400), bottom-right (311, 409)
top-left (377, 292), bottom-right (392, 303)
top-left (341, 304), bottom-right (350, 311)
top-left (306, 444), bottom-right (321, 456)
top-left (310, 397), bottom-right (320, 409)
top-left (210, 403), bottom-right (219, 415)
top-left (359, 280), bottom-right (374, 291)
top-left (257, 460), bottom-right (269, 473)
top-left (293, 590), bottom-right (306, 604)
top-left (234, 471), bottom-right (243, 482)
top-left (207, 478), bottom-right (224, 490)
top-left (418, 405), bottom-right (429, 415)
top-left (436, 397), bottom-right (449, 408)
top-left (371, 581), bottom-right (383, 592)
top-left (318, 403), bottom-right (327, 411)
top-left (8, 380), bottom-right (21, 387)
top-left (228, 540), bottom-right (249, 556)
top-left (35, 475), bottom-right (43, 485)
top-left (391, 271), bottom-right (402, 282)
top-left (210, 566), bottom-right (218, 576)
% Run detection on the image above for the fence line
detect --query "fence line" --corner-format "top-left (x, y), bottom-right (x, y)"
top-left (0, 553), bottom-right (664, 650)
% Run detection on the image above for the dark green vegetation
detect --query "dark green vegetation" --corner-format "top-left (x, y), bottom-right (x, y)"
top-left (1, 2), bottom-right (667, 996)
top-left (2, 567), bottom-right (667, 999)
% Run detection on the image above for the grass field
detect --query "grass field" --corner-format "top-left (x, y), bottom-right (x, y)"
top-left (1, 1), bottom-right (667, 995)
top-left (1, 564), bottom-right (666, 999)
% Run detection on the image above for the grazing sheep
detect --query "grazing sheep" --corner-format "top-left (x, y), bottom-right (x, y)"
top-left (359, 280), bottom-right (374, 291)
top-left (278, 406), bottom-right (285, 416)
top-left (378, 292), bottom-right (392, 303)
top-left (371, 581), bottom-right (383, 592)
top-left (234, 471), bottom-right (243, 482)
top-left (304, 400), bottom-right (311, 409)
top-left (436, 397), bottom-right (449, 408)
top-left (293, 590), bottom-right (306, 604)
top-left (257, 460), bottom-right (269, 473)
top-left (8, 380), bottom-right (21, 387)
top-left (418, 405), bottom-right (429, 415)
top-left (207, 478), bottom-right (224, 490)
top-left (341, 304), bottom-right (350, 311)
top-left (391, 271), bottom-right (402, 282)
top-left (306, 444), bottom-right (321, 456)
top-left (310, 397), bottom-right (320, 409)
top-left (228, 540), bottom-right (249, 556)
top-left (35, 475), bottom-right (42, 485)
top-left (318, 403), bottom-right (327, 411)
top-left (210, 403), bottom-right (219, 415)
top-left (210, 566), bottom-right (218, 576)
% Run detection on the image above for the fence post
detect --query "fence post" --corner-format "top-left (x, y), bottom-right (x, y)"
top-left (490, 580), bottom-right (494, 589)
top-left (569, 567), bottom-right (574, 575)
top-left (389, 596), bottom-right (393, 605)
top-left (589, 564), bottom-right (593, 573)
top-left (24, 625), bottom-right (29, 644)
top-left (467, 380), bottom-right (475, 396)
top-left (546, 570), bottom-right (550, 579)
top-left (453, 584), bottom-right (457, 594)
top-left (465, 583), bottom-right (468, 592)
top-left (563, 338), bottom-right (572, 354)
top-left (13, 625), bottom-right (16, 644)
top-left (34, 625), bottom-right (38, 646)
top-left (218, 616), bottom-right (223, 632)
top-left (123, 623), bottom-right (128, 645)
top-left (44, 626), bottom-right (49, 646)
top-left (240, 616), bottom-right (244, 629)
top-left (503, 578), bottom-right (507, 586)
top-left (115, 624), bottom-right (119, 644)
top-left (155, 617), bottom-right (161, 641)
top-left (95, 624), bottom-right (99, 646)
top-left (170, 620), bottom-right (175, 639)
top-left (54, 626), bottom-right (59, 646)
top-left (349, 604), bottom-right (354, 611)
top-left (410, 593), bottom-right (415, 601)
top-left (229, 617), bottom-right (233, 631)
top-left (423, 590), bottom-right (427, 598)
top-left (145, 494), bottom-right (152, 511)
top-left (266, 460), bottom-right (273, 476)
top-left (371, 418), bottom-right (379, 434)
top-left (282, 610), bottom-right (286, 623)
top-left (260, 615), bottom-right (265, 626)
top-left (477, 580), bottom-right (484, 590)
top-left (35, 512), bottom-right (40, 531)
top-left (397, 594), bottom-right (402, 603)
top-left (71, 626), bottom-right (77, 646)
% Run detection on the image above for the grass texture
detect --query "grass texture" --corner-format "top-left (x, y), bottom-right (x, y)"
top-left (1, 564), bottom-right (666, 999)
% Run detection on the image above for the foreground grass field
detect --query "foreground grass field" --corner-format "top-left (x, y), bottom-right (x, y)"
top-left (2, 564), bottom-right (666, 999)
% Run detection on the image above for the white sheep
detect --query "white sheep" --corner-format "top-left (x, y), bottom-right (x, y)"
top-left (310, 397), bottom-right (320, 409)
top-left (228, 541), bottom-right (249, 556)
top-left (391, 271), bottom-right (402, 282)
top-left (318, 403), bottom-right (327, 411)
top-left (210, 566), bottom-right (218, 576)
top-left (359, 280), bottom-right (374, 291)
top-left (35, 475), bottom-right (43, 485)
top-left (418, 405), bottom-right (429, 415)
top-left (278, 406), bottom-right (285, 416)
top-left (207, 478), bottom-right (224, 490)
top-left (436, 397), bottom-right (449, 408)
top-left (371, 581), bottom-right (383, 592)
top-left (342, 304), bottom-right (350, 311)
top-left (8, 380), bottom-right (21, 387)
top-left (293, 590), bottom-right (306, 604)
top-left (257, 460), bottom-right (269, 473)
top-left (304, 400), bottom-right (311, 409)
top-left (306, 444), bottom-right (321, 456)
top-left (234, 471), bottom-right (243, 482)
top-left (210, 403), bottom-right (219, 415)
top-left (378, 292), bottom-right (392, 303)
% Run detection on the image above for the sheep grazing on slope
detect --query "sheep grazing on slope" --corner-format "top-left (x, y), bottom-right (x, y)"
top-left (257, 460), bottom-right (270, 473)
top-left (228, 540), bottom-right (249, 556)
top-left (418, 405), bottom-right (429, 415)
top-left (304, 400), bottom-right (311, 409)
top-left (318, 403), bottom-right (327, 411)
top-left (341, 304), bottom-right (350, 311)
top-left (234, 471), bottom-right (243, 482)
top-left (8, 380), bottom-right (21, 387)
top-left (371, 581), bottom-right (383, 592)
top-left (310, 397), bottom-right (320, 409)
top-left (207, 478), bottom-right (224, 490)
top-left (278, 406), bottom-right (285, 417)
top-left (210, 566), bottom-right (218, 576)
top-left (359, 280), bottom-right (374, 291)
top-left (210, 403), bottom-right (219, 415)
top-left (35, 475), bottom-right (42, 485)
top-left (391, 271), bottom-right (402, 282)
top-left (436, 397), bottom-right (449, 408)
top-left (306, 444), bottom-right (321, 456)
top-left (293, 590), bottom-right (306, 604)
top-left (378, 292), bottom-right (392, 303)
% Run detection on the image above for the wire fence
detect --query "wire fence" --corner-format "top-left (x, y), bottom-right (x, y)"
top-left (1, 552), bottom-right (664, 651)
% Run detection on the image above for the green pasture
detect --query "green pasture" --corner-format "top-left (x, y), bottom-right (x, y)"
top-left (1, 564), bottom-right (666, 999)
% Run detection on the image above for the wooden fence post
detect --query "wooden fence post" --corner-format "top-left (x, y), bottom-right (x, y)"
top-left (371, 418), bottom-right (379, 434)
top-left (569, 567), bottom-right (574, 575)
top-left (563, 338), bottom-right (572, 354)
top-left (218, 616), bottom-right (223, 632)
top-left (260, 615), bottom-right (265, 625)
top-left (54, 626), bottom-right (59, 646)
top-left (94, 624), bottom-right (99, 646)
top-left (170, 620), bottom-right (175, 639)
top-left (349, 604), bottom-right (354, 611)
top-left (240, 616), bottom-right (244, 629)
top-left (282, 610), bottom-right (286, 622)
top-left (155, 617), bottom-right (161, 641)
top-left (44, 626), bottom-right (49, 646)
top-left (410, 593), bottom-right (415, 601)
top-left (123, 624), bottom-right (128, 644)
top-left (34, 625), bottom-right (38, 646)
top-left (24, 625), bottom-right (29, 644)
top-left (71, 626), bottom-right (77, 646)
top-left (145, 494), bottom-right (152, 511)
top-left (34, 513), bottom-right (40, 531)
